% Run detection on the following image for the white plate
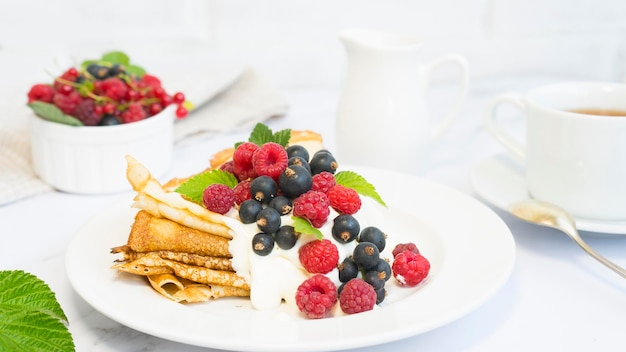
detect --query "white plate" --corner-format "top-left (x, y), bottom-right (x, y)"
top-left (470, 154), bottom-right (626, 235)
top-left (66, 166), bottom-right (515, 351)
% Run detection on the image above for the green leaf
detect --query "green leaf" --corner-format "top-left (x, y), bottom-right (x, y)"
top-left (125, 64), bottom-right (146, 78)
top-left (0, 270), bottom-right (75, 352)
top-left (242, 123), bottom-right (292, 148)
top-left (272, 128), bottom-right (292, 147)
top-left (27, 102), bottom-right (83, 126)
top-left (174, 169), bottom-right (239, 204)
top-left (101, 51), bottom-right (130, 66)
top-left (248, 123), bottom-right (274, 146)
top-left (292, 216), bottom-right (323, 239)
top-left (335, 171), bottom-right (387, 207)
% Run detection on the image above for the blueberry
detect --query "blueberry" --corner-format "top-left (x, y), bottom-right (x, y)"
top-left (239, 199), bottom-right (263, 224)
top-left (331, 214), bottom-right (360, 243)
top-left (309, 150), bottom-right (338, 175)
top-left (288, 156), bottom-right (311, 174)
top-left (372, 258), bottom-right (392, 282)
top-left (286, 144), bottom-right (310, 162)
top-left (364, 270), bottom-right (385, 290)
top-left (250, 175), bottom-right (278, 204)
top-left (255, 207), bottom-right (281, 234)
top-left (358, 226), bottom-right (387, 252)
top-left (98, 114), bottom-right (121, 126)
top-left (338, 257), bottom-right (359, 282)
top-left (252, 233), bottom-right (274, 256)
top-left (278, 164), bottom-right (312, 199)
top-left (269, 195), bottom-right (293, 216)
top-left (274, 225), bottom-right (299, 249)
top-left (353, 242), bottom-right (380, 270)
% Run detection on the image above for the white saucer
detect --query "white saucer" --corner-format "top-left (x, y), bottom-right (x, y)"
top-left (470, 154), bottom-right (626, 236)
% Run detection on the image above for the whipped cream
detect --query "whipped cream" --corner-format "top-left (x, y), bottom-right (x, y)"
top-left (223, 196), bottom-right (386, 312)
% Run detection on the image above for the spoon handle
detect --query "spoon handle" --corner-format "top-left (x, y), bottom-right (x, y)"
top-left (570, 234), bottom-right (626, 279)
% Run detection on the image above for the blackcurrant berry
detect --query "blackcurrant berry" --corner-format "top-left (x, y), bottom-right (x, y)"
top-left (331, 214), bottom-right (360, 243)
top-left (288, 156), bottom-right (311, 174)
top-left (252, 233), bottom-right (274, 256)
top-left (274, 225), bottom-right (299, 249)
top-left (98, 114), bottom-right (121, 126)
top-left (364, 270), bottom-right (385, 290)
top-left (86, 64), bottom-right (110, 80)
top-left (286, 144), bottom-right (310, 162)
top-left (353, 242), bottom-right (380, 270)
top-left (255, 207), bottom-right (281, 234)
top-left (239, 199), bottom-right (263, 224)
top-left (250, 175), bottom-right (278, 204)
top-left (358, 226), bottom-right (387, 252)
top-left (375, 287), bottom-right (386, 304)
top-left (338, 256), bottom-right (359, 283)
top-left (278, 164), bottom-right (312, 199)
top-left (309, 150), bottom-right (338, 175)
top-left (269, 195), bottom-right (293, 215)
top-left (372, 258), bottom-right (392, 282)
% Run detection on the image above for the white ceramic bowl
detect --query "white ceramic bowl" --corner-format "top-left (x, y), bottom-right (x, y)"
top-left (30, 105), bottom-right (175, 194)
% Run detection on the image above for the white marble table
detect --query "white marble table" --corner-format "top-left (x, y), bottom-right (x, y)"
top-left (1, 78), bottom-right (625, 352)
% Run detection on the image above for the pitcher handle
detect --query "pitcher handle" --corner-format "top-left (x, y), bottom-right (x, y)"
top-left (483, 93), bottom-right (526, 163)
top-left (422, 54), bottom-right (470, 140)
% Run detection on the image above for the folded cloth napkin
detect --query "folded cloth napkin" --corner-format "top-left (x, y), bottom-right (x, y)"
top-left (0, 66), bottom-right (288, 206)
top-left (0, 128), bottom-right (53, 205)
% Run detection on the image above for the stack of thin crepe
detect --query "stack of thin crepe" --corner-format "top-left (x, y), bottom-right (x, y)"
top-left (111, 155), bottom-right (249, 303)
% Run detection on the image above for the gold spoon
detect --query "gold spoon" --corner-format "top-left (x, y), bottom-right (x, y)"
top-left (509, 199), bottom-right (626, 280)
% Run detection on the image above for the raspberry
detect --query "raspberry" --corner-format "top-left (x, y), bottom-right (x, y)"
top-left (299, 239), bottom-right (339, 274)
top-left (233, 142), bottom-right (259, 181)
top-left (392, 250), bottom-right (430, 286)
top-left (140, 74), bottom-right (162, 90)
top-left (295, 274), bottom-right (337, 319)
top-left (219, 160), bottom-right (235, 174)
top-left (252, 142), bottom-right (289, 180)
top-left (97, 77), bottom-right (129, 101)
top-left (292, 190), bottom-right (331, 228)
top-left (327, 185), bottom-right (361, 215)
top-left (119, 102), bottom-right (148, 124)
top-left (232, 180), bottom-right (252, 205)
top-left (311, 171), bottom-right (336, 194)
top-left (72, 99), bottom-right (102, 126)
top-left (52, 91), bottom-right (81, 115)
top-left (202, 184), bottom-right (235, 214)
top-left (339, 278), bottom-right (377, 314)
top-left (392, 242), bottom-right (420, 258)
top-left (27, 84), bottom-right (55, 103)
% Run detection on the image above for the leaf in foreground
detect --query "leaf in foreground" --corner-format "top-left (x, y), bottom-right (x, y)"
top-left (0, 270), bottom-right (74, 352)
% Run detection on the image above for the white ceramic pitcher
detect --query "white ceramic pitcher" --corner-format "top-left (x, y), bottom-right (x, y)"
top-left (335, 29), bottom-right (469, 174)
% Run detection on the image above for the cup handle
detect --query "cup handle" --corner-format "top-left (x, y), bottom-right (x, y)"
top-left (421, 54), bottom-right (470, 140)
top-left (483, 93), bottom-right (526, 163)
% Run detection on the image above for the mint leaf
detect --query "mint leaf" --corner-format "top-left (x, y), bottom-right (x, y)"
top-left (248, 123), bottom-right (274, 146)
top-left (239, 123), bottom-right (292, 148)
top-left (27, 102), bottom-right (83, 126)
top-left (175, 169), bottom-right (239, 204)
top-left (335, 171), bottom-right (387, 207)
top-left (0, 270), bottom-right (74, 352)
top-left (292, 216), bottom-right (323, 239)
top-left (272, 128), bottom-right (292, 147)
top-left (101, 51), bottom-right (130, 66)
top-left (125, 64), bottom-right (146, 78)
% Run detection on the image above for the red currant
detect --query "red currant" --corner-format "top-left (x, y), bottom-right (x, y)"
top-left (172, 92), bottom-right (185, 104)
top-left (175, 105), bottom-right (188, 119)
top-left (60, 84), bottom-right (73, 95)
top-left (103, 103), bottom-right (116, 115)
top-left (149, 103), bottom-right (163, 115)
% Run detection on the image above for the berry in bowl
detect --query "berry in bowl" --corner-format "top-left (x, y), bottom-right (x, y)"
top-left (27, 51), bottom-right (189, 194)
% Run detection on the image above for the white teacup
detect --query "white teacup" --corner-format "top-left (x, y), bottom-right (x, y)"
top-left (484, 81), bottom-right (626, 220)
